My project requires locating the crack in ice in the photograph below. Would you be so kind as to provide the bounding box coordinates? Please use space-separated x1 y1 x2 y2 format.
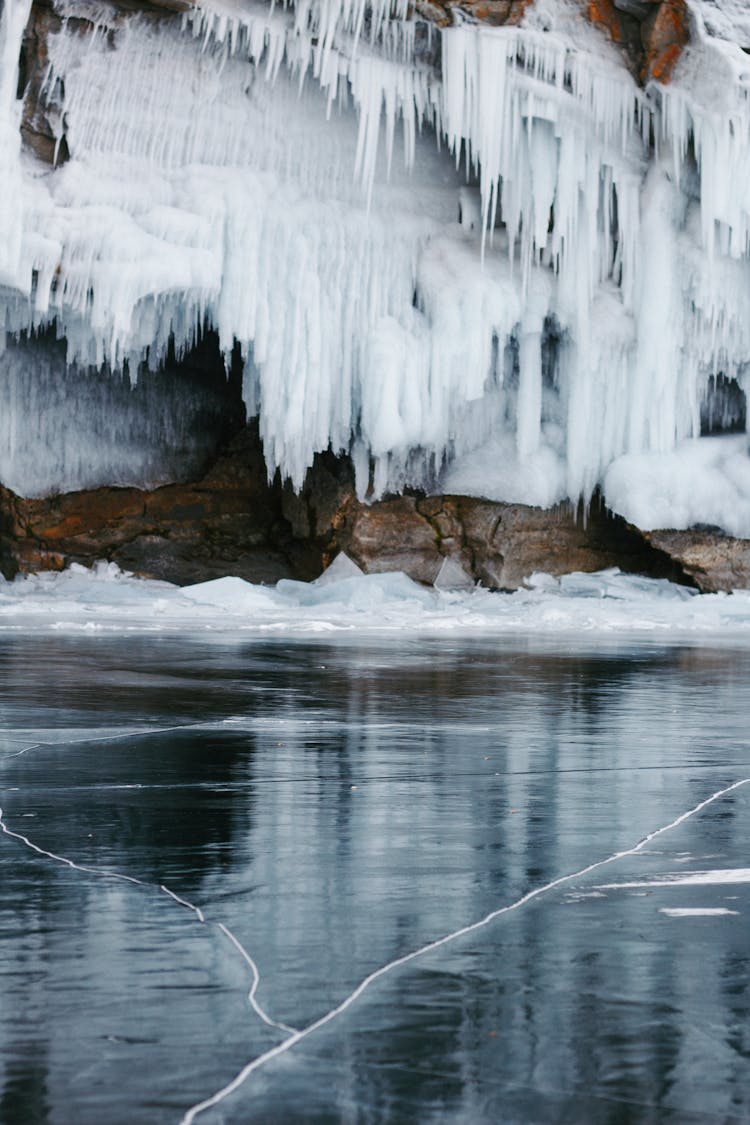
0 806 293 1040
159 884 207 924
0 722 221 765
5 742 44 760
179 777 750 1124
217 923 298 1035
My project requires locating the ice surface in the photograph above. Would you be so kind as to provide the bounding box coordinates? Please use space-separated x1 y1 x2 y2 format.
276 569 436 609
313 551 365 585
2 560 750 637
693 1 750 50
181 575 281 612
1 1 750 531
433 556 474 591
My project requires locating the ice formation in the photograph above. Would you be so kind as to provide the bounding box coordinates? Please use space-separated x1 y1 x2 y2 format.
1 0 750 531
5 558 750 635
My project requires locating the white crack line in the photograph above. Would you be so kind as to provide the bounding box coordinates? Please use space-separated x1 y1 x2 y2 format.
5 742 44 760
180 777 750 1125
3 722 216 759
0 805 296 1038
0 720 234 767
217 923 297 1035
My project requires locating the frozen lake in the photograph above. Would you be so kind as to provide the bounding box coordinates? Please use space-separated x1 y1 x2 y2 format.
1 630 749 1123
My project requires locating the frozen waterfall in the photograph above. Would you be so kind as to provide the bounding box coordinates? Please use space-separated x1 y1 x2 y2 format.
1 0 750 531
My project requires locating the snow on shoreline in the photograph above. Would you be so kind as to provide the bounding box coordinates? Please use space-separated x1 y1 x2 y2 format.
1 560 750 639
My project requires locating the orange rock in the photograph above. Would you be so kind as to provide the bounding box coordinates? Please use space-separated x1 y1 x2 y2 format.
642 0 689 83
583 0 689 86
427 0 533 28
586 0 622 44
504 0 535 25
649 40 683 82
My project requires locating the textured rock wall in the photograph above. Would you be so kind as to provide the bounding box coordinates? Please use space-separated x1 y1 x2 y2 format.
644 530 750 594
587 0 688 82
0 425 294 586
0 426 721 590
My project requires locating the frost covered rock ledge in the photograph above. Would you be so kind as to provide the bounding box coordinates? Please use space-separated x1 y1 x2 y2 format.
2 0 750 591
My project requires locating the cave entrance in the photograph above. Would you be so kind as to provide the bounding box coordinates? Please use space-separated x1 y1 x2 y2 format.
0 325 247 497
700 374 747 436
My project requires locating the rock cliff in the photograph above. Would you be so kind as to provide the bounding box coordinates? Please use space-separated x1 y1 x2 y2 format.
3 0 750 595
5 424 746 593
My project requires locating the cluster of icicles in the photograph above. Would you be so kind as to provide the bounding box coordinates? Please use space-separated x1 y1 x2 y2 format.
0 0 750 533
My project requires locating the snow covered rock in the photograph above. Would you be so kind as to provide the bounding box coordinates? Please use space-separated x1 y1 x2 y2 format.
644 528 750 592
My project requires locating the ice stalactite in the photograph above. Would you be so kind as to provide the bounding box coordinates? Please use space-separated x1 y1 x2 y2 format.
1 0 750 532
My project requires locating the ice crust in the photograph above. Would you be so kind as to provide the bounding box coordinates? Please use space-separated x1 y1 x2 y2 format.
3 560 750 636
1 0 750 531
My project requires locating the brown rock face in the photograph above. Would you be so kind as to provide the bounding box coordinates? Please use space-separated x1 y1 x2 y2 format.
586 0 689 83
643 530 750 593
0 430 701 591
412 0 532 28
642 0 689 83
0 425 298 586
19 3 63 165
331 490 691 590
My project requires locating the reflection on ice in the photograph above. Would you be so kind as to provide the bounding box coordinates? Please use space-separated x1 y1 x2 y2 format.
179 775 750 1125
1 632 750 1122
0 559 749 635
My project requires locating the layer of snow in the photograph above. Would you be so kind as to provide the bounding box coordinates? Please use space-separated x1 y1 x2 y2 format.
604 435 750 537
693 1 750 49
2 561 750 636
441 431 567 509
659 908 740 916
1 1 750 531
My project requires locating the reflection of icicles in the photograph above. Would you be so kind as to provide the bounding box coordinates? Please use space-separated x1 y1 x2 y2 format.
180 777 750 1124
0 804 294 1038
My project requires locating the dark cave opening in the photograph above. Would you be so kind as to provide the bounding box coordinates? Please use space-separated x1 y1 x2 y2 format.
700 374 747 436
0 325 247 497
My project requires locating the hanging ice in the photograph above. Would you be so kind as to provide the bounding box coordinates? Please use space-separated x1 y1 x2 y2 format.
0 0 750 534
